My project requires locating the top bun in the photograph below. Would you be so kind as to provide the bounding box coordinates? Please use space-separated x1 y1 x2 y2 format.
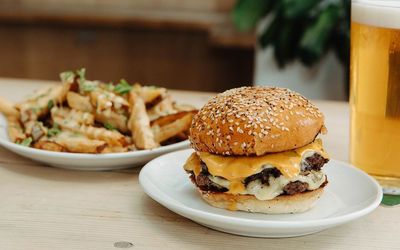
189 86 325 156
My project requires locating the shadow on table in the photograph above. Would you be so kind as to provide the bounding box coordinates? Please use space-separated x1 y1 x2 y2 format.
140 194 267 245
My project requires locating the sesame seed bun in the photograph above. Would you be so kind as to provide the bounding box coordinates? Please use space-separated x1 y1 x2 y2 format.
200 188 324 214
189 87 325 156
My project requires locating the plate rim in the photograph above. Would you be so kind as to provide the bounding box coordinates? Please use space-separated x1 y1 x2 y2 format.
0 137 190 159
0 112 190 160
139 149 383 229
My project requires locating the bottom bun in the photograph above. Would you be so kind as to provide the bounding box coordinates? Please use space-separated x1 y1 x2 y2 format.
200 188 324 214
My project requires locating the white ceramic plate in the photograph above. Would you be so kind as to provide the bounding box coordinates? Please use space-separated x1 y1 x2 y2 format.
0 113 190 170
139 149 383 238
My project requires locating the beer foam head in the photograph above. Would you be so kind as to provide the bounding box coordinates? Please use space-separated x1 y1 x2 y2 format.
352 0 400 29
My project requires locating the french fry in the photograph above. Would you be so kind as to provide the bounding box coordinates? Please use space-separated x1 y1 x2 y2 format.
6 115 26 143
147 95 176 121
51 108 125 146
173 103 197 112
0 97 19 117
175 132 189 140
30 121 47 141
152 113 194 143
66 91 93 112
128 91 159 149
77 125 127 146
52 131 107 153
159 132 189 145
23 120 36 136
127 144 137 151
135 85 167 107
89 88 130 133
150 111 197 127
101 146 129 154
0 97 25 143
33 140 66 152
90 89 129 113
95 111 129 133
17 83 71 122
51 107 94 128
58 81 72 104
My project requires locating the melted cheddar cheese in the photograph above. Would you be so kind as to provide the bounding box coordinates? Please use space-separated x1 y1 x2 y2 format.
184 152 202 176
184 139 328 195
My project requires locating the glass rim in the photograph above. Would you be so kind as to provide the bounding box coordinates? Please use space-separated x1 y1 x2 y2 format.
353 0 400 8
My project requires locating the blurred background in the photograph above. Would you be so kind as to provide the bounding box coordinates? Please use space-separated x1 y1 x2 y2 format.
0 0 349 100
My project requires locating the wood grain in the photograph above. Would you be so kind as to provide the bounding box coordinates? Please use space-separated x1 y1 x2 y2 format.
0 79 398 250
0 0 255 90
0 24 253 92
0 0 236 29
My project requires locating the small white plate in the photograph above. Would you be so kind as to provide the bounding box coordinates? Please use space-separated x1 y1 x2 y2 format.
0 114 190 171
139 149 383 238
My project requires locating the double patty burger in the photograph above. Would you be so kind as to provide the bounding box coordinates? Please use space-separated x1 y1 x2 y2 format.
183 87 329 214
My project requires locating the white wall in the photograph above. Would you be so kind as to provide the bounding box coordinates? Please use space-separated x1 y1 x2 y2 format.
254 48 347 101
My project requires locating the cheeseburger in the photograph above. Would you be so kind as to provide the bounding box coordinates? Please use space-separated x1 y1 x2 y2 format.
183 87 329 214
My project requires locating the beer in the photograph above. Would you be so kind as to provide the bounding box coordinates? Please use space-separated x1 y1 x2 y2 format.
351 1 400 192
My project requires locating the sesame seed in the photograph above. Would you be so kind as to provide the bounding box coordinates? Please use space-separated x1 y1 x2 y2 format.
190 86 323 154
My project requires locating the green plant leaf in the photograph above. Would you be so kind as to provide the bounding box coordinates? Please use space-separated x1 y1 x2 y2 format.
259 14 281 48
332 0 350 66
332 24 350 65
232 0 274 31
299 5 341 65
381 194 400 206
281 0 320 18
232 0 349 72
273 18 305 68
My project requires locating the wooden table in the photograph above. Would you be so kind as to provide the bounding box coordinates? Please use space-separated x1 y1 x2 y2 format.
0 78 398 250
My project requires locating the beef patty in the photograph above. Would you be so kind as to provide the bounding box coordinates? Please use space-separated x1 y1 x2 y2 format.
188 153 328 195
189 162 228 193
302 153 329 171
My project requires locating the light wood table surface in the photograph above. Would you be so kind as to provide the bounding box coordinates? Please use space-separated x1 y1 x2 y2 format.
0 78 398 250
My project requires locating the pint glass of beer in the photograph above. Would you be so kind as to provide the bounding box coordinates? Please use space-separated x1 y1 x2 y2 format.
351 0 400 193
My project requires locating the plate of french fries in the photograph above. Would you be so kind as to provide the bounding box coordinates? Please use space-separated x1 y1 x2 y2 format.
0 69 197 170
